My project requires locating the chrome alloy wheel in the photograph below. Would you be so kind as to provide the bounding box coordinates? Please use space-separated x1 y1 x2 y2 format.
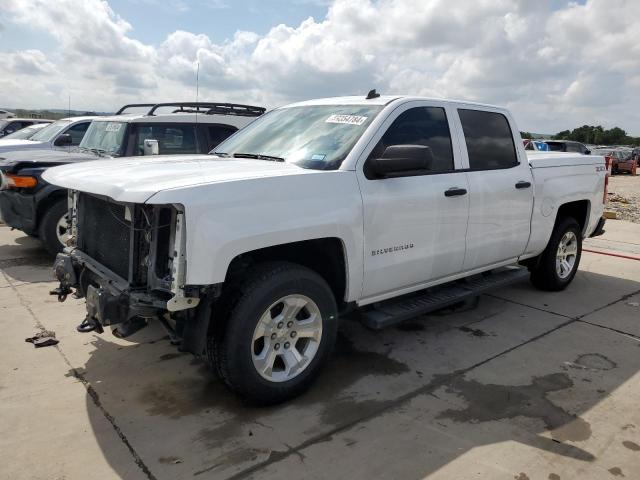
556 231 578 279
251 294 323 382
56 213 70 247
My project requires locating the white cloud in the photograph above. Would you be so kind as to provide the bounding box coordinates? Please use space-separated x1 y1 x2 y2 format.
0 49 57 75
0 0 638 134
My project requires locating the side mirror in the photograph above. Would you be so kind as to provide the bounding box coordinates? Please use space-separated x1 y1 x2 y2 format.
54 133 73 146
369 145 434 178
585 149 591 155
143 139 159 156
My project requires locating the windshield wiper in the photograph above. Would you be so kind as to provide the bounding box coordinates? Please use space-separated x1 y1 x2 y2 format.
232 153 285 162
79 147 108 157
212 151 230 157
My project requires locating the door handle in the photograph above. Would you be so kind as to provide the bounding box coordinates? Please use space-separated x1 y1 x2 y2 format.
444 187 468 197
515 181 531 189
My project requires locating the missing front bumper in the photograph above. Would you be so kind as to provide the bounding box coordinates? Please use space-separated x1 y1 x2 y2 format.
52 252 165 337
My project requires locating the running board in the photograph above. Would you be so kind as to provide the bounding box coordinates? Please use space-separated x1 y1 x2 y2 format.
360 267 529 330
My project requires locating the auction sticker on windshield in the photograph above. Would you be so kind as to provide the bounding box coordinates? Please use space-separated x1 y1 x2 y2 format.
105 123 122 132
325 114 368 126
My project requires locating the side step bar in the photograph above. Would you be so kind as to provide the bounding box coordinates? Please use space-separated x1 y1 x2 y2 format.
360 267 529 330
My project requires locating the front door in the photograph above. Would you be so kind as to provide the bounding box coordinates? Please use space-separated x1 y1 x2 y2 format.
358 103 470 301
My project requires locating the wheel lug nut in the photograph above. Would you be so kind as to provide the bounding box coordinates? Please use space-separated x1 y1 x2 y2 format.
290 331 297 338
284 342 290 349
277 322 284 329
274 343 280 351
271 333 277 340
287 321 293 328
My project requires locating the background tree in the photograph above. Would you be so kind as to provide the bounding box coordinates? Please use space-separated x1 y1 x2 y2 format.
552 125 639 146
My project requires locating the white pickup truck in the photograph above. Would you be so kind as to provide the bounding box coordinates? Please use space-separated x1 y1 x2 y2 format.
44 94 607 404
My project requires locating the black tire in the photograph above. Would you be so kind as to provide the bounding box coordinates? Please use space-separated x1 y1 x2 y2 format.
530 217 582 291
38 198 69 256
207 261 338 405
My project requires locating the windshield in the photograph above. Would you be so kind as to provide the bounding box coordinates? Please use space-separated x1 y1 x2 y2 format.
30 120 72 142
213 105 383 170
2 125 43 140
79 121 127 155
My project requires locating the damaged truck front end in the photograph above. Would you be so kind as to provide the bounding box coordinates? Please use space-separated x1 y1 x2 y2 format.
52 191 213 353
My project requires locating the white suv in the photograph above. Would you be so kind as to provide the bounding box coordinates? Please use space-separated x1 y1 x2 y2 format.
0 102 265 256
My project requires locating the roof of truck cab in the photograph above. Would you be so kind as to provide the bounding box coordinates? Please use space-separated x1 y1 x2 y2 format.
91 112 255 128
57 116 99 122
283 95 506 110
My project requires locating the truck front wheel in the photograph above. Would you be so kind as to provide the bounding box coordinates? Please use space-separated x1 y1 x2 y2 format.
529 217 582 291
208 262 338 405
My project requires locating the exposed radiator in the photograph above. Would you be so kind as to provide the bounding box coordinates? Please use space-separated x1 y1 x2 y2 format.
77 193 131 280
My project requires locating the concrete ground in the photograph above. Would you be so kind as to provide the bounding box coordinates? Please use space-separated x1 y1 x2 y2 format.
1 221 639 480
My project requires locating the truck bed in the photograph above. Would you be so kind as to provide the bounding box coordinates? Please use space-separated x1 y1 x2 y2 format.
523 151 606 258
526 151 605 168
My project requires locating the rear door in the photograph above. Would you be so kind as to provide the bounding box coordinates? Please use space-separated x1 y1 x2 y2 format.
455 108 534 271
358 102 470 300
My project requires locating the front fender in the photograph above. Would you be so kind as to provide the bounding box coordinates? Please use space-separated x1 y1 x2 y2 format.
148 171 365 302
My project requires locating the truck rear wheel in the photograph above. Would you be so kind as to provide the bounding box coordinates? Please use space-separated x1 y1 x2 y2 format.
38 198 69 256
208 261 338 405
529 217 582 291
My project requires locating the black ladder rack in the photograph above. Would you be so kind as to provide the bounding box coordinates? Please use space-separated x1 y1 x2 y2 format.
115 102 266 117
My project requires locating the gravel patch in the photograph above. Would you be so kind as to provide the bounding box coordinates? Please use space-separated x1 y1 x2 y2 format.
606 175 640 223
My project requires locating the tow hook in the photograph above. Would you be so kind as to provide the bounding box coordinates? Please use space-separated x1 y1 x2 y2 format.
76 316 104 334
50 285 73 303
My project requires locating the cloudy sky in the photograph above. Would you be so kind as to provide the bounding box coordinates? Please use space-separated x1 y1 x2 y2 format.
0 0 638 134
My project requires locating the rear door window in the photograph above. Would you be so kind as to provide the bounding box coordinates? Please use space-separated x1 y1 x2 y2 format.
135 124 199 155
458 109 518 169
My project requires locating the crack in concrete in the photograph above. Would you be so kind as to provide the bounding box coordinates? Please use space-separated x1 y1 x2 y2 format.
577 320 640 341
0 268 158 480
485 293 575 320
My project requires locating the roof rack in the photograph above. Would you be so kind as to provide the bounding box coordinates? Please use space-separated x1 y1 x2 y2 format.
115 104 157 115
146 102 266 117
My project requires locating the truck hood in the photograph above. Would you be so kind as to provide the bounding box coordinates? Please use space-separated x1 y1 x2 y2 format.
42 155 319 203
0 139 48 153
0 149 97 170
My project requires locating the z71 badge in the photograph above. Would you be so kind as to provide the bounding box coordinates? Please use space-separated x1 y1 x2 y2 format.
371 243 414 256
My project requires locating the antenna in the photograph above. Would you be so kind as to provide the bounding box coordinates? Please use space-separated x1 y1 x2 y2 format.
195 62 200 127
67 94 71 152
366 89 380 100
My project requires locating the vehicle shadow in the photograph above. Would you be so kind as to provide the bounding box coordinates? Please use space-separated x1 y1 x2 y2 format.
71 269 640 480
0 231 53 283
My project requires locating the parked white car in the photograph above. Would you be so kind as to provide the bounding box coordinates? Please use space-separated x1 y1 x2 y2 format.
0 118 52 138
0 122 50 140
0 109 15 119
45 94 607 404
0 116 94 154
